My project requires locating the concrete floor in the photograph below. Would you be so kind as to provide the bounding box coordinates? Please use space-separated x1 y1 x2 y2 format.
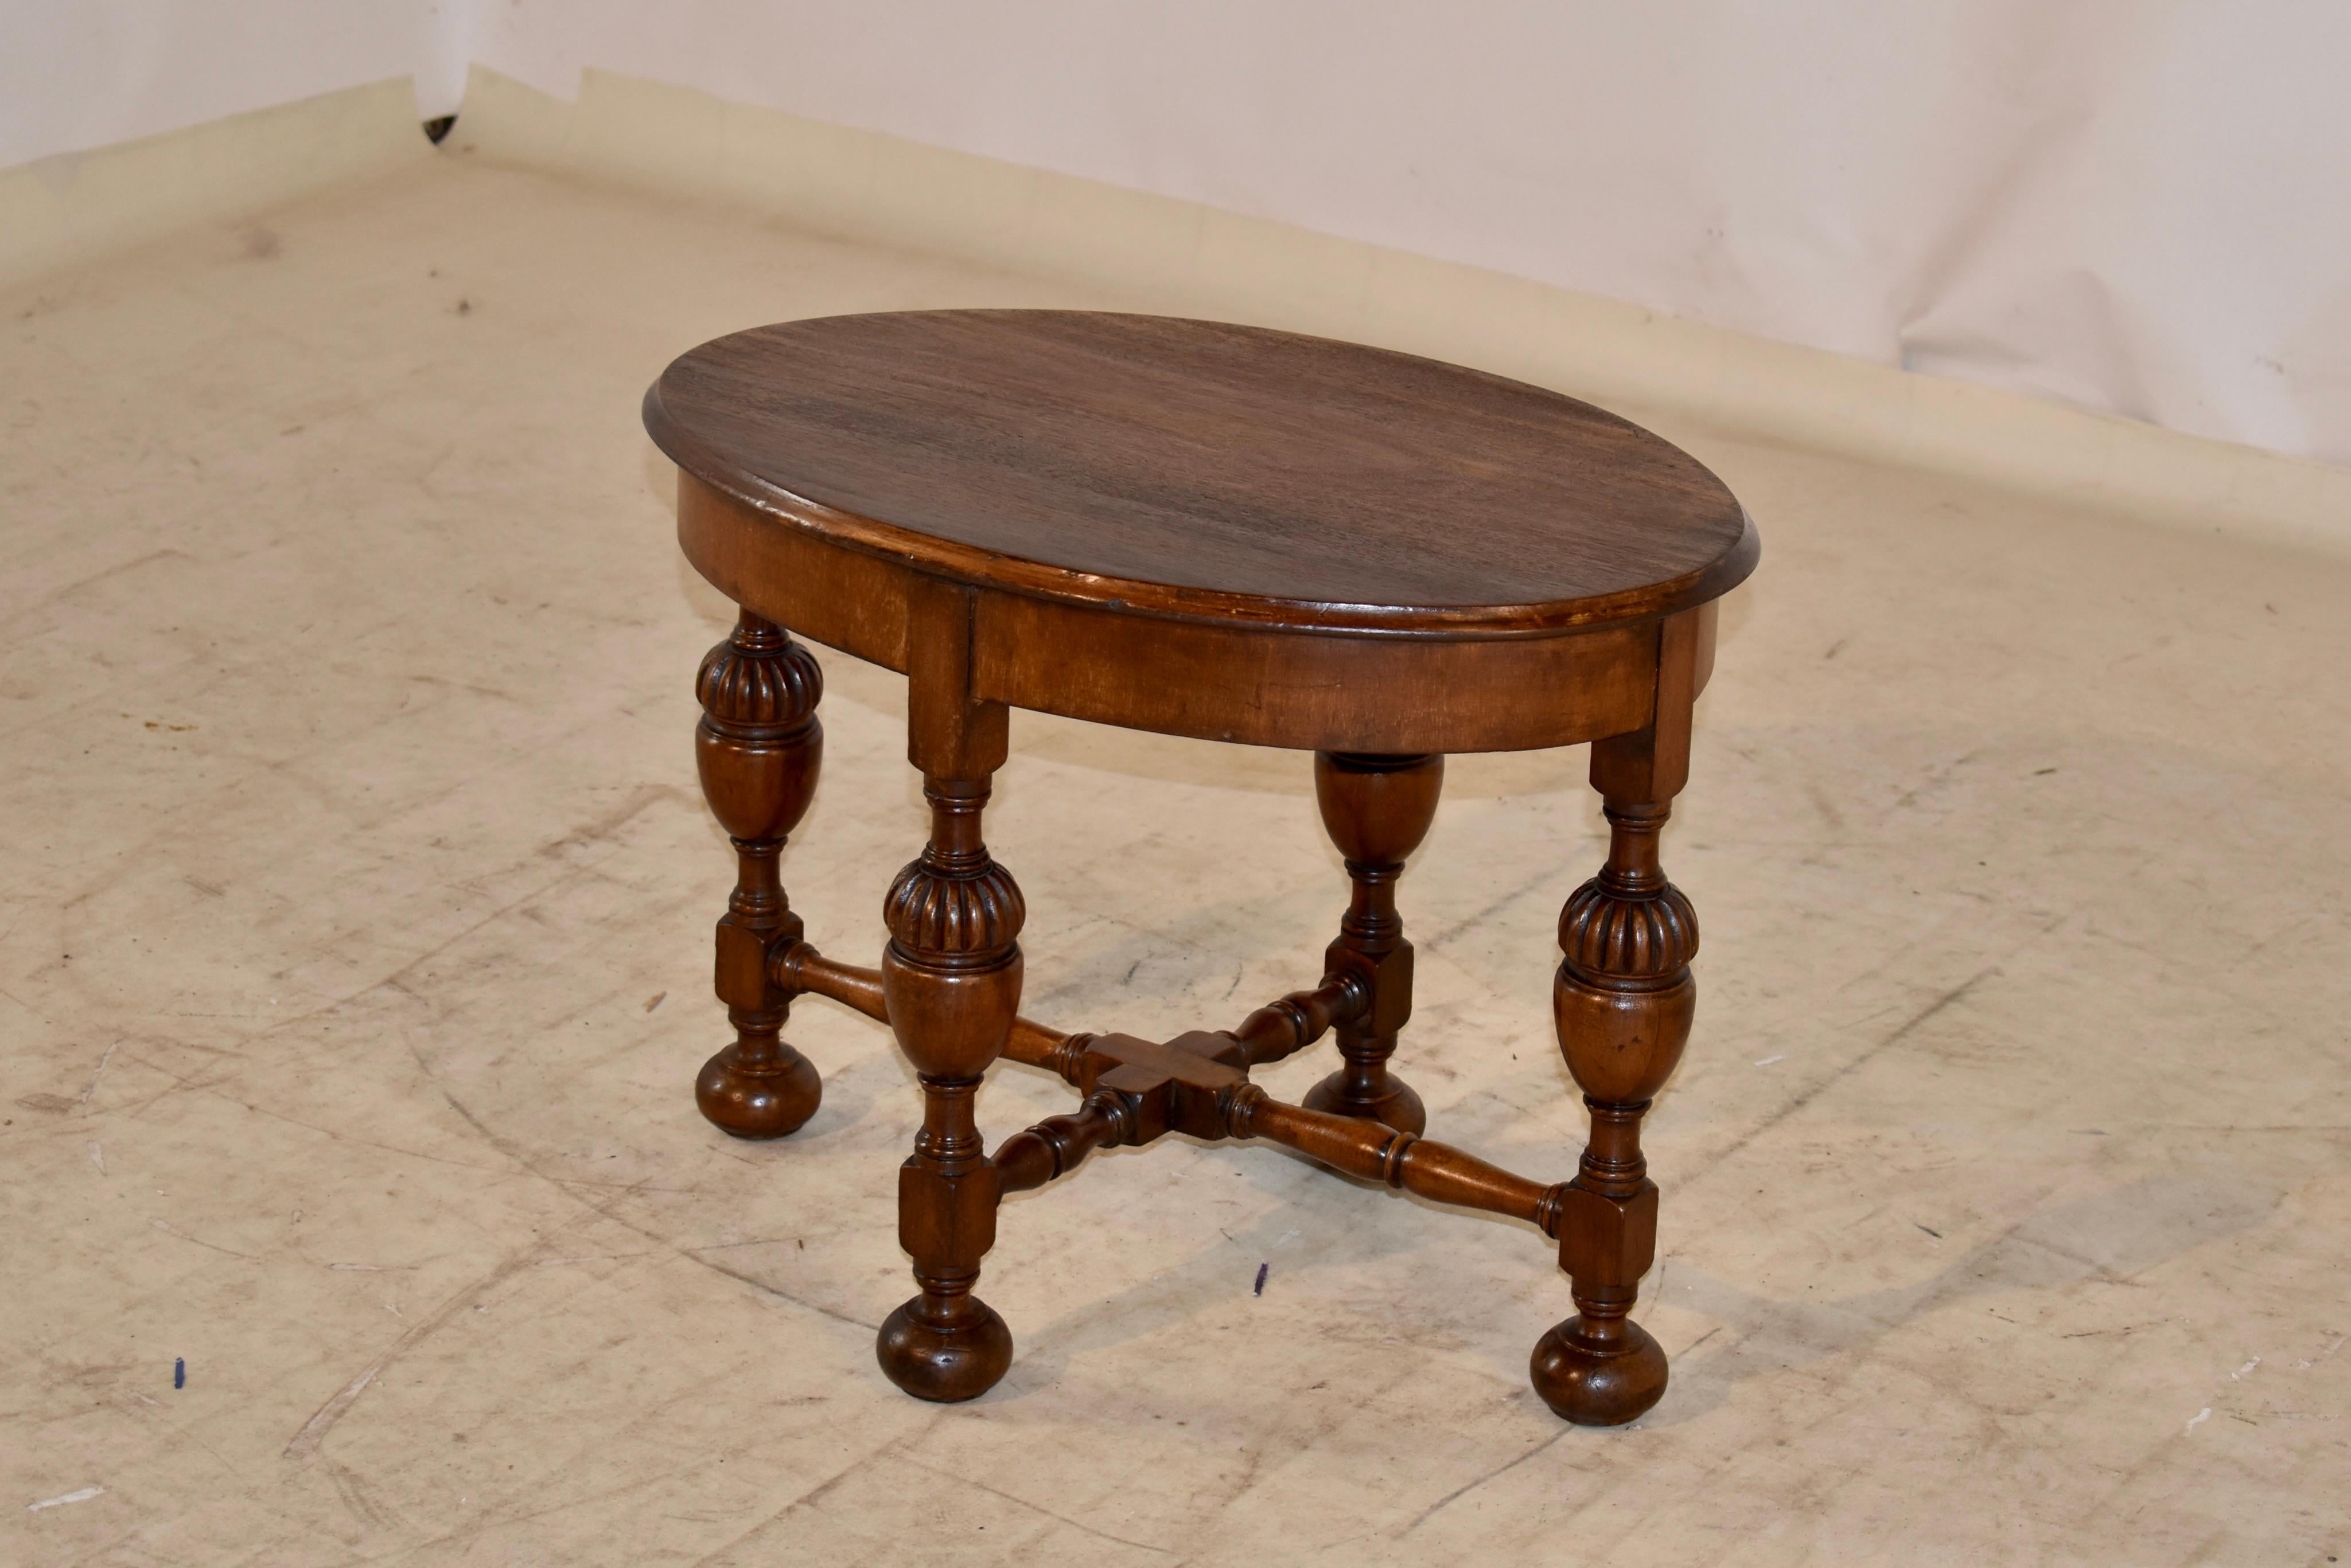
4 153 2348 1566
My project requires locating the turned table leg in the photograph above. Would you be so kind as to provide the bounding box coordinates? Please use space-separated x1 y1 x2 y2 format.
1302 752 1443 1134
1531 608 1706 1426
1531 795 1692 1423
692 610 824 1138
877 583 1022 1402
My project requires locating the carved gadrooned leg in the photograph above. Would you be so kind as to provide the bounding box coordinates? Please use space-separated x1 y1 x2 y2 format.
1302 752 1442 1134
875 774 1023 1401
1531 797 1694 1425
693 611 824 1138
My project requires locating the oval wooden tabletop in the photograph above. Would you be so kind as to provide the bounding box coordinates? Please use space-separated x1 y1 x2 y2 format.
645 311 1757 637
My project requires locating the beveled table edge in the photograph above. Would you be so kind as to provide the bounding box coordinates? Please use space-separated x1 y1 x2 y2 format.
643 375 1761 642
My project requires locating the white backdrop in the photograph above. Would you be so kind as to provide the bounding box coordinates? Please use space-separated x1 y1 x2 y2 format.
1 1 465 167
10 1 2350 467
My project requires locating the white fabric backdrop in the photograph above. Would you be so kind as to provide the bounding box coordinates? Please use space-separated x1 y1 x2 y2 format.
10 1 2349 466
0 0 464 169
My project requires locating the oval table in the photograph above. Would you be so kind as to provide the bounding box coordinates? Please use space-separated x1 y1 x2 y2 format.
644 310 1757 1425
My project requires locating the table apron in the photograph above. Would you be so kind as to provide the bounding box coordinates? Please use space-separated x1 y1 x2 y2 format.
682 474 1683 754
973 593 1659 753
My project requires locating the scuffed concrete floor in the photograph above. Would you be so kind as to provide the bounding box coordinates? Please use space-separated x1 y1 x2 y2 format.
4 150 2348 1567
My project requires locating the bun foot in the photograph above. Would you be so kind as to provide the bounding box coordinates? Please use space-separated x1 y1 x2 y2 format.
1530 1314 1667 1426
1301 1069 1426 1135
695 1042 820 1139
877 1293 1013 1402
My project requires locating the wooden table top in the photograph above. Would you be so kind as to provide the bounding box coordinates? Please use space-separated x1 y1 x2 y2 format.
645 311 1757 637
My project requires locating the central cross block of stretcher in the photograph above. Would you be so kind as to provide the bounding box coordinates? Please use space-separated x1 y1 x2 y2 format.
1071 1031 1247 1143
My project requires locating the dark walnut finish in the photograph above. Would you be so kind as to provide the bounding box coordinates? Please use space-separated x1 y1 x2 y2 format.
648 310 1757 1425
692 611 824 1138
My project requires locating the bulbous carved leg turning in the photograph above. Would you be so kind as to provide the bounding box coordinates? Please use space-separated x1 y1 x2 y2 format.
1532 797 1694 1425
693 611 824 1139
876 774 1023 1402
1302 752 1442 1134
